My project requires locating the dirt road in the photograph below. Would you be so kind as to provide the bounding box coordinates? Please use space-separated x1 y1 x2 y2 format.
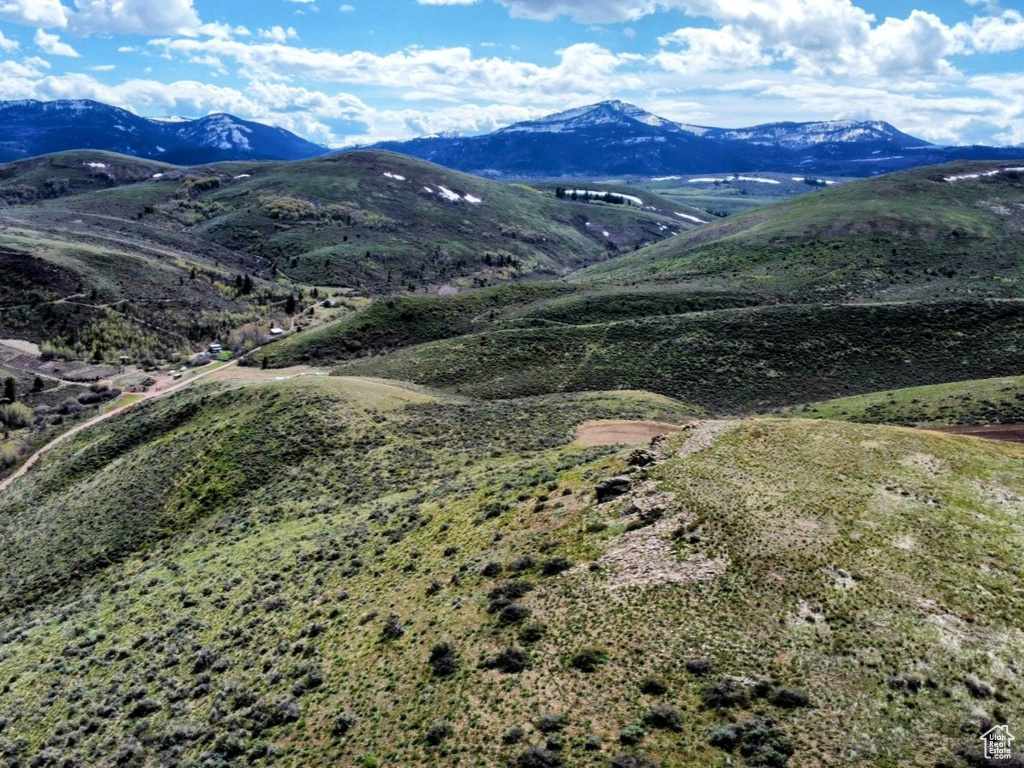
0 358 251 495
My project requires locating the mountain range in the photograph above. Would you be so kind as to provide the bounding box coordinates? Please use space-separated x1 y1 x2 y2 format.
361 99 1024 178
4 99 1024 178
0 99 327 165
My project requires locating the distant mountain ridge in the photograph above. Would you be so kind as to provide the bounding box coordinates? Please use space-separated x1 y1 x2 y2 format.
359 100 1024 178
0 99 327 164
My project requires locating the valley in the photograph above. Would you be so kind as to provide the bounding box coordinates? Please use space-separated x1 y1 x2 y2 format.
1 132 1024 768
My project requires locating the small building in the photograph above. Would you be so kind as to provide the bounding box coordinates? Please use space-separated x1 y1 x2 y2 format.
209 343 223 354
269 327 285 336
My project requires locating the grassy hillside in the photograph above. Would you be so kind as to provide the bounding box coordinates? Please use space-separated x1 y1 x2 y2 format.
576 162 1024 302
39 150 685 292
331 299 1024 413
0 377 1020 766
779 374 1024 427
264 283 762 367
0 150 170 205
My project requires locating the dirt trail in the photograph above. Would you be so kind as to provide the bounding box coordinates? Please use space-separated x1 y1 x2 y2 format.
575 420 683 446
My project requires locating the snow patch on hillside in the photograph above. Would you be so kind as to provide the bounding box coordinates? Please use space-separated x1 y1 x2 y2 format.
688 176 780 185
674 212 707 224
437 185 462 202
383 172 406 181
944 167 1024 182
565 189 643 206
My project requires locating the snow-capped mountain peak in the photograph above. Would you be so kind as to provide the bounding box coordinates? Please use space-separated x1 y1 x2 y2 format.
496 100 679 135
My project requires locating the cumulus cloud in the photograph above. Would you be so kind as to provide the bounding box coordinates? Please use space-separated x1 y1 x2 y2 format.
34 29 80 57
0 0 69 28
260 26 299 43
70 0 202 35
0 29 19 51
147 37 644 105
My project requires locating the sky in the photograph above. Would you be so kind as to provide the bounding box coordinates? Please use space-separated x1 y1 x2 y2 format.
0 0 1022 147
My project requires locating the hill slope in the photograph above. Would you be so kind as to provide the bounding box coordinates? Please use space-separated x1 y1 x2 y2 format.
575 162 1024 302
329 299 1024 412
0 376 1019 766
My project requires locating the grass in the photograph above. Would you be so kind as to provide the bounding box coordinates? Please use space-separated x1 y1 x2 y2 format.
778 374 1024 427
330 298 1024 414
264 283 763 368
0 378 1020 766
576 161 1024 303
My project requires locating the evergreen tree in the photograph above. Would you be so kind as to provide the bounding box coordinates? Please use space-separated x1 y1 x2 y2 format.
3 377 15 403
286 294 297 315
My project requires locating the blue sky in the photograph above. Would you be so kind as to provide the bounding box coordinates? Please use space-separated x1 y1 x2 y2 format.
0 0 1022 146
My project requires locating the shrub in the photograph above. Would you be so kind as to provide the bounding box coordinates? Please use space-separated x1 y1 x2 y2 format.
483 646 528 674
425 722 452 746
568 647 608 672
333 712 356 736
541 557 573 576
639 677 667 695
507 555 536 572
513 746 562 768
643 705 683 732
498 603 531 625
768 687 811 709
618 724 646 745
611 755 659 768
702 677 749 710
685 658 712 676
481 561 503 577
502 725 525 745
381 614 404 640
127 698 160 718
428 642 460 677
519 622 547 644
0 402 32 429
708 716 794 767
536 713 568 733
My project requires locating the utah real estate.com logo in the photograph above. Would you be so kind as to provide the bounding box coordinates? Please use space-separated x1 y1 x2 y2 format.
980 725 1015 760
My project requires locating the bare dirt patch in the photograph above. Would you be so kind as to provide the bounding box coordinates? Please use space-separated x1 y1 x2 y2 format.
930 424 1024 443
574 419 682 446
205 365 326 384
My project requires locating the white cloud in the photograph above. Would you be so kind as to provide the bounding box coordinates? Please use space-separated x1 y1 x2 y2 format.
0 0 69 28
655 26 772 73
0 29 19 51
418 0 478 5
34 29 80 57
339 3 355 10
147 37 644 105
70 0 202 36
259 26 298 43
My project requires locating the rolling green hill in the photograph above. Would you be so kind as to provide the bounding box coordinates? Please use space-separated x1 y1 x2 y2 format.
0 150 171 205
779 374 1024 427
36 150 688 292
0 375 1019 767
575 161 1024 302
0 150 696 363
328 299 1024 413
262 283 761 368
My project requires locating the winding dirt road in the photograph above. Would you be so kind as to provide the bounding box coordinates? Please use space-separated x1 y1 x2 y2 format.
0 358 242 495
